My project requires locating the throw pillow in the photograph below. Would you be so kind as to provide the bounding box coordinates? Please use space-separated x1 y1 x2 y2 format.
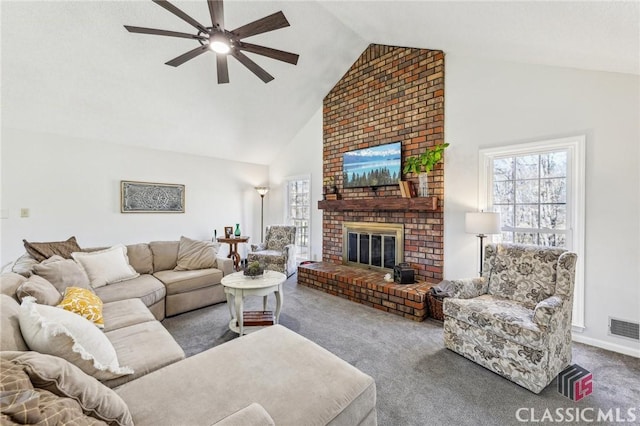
32 255 92 294
58 287 105 329
174 236 217 271
1 351 134 426
72 244 139 289
18 297 133 381
10 252 39 277
23 236 81 262
16 275 62 306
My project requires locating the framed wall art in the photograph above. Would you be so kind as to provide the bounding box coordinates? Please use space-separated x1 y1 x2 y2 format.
121 181 185 213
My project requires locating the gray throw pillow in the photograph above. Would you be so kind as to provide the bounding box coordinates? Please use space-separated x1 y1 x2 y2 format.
174 236 217 271
16 275 62 305
32 255 92 294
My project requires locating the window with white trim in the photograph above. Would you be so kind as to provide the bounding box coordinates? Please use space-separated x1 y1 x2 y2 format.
285 176 311 262
479 136 585 329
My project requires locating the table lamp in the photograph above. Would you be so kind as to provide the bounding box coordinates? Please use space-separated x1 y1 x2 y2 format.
465 211 501 276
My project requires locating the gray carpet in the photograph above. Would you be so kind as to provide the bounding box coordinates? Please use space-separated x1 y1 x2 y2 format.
162 276 640 426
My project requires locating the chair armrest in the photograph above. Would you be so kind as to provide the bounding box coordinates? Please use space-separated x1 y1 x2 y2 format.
449 277 488 299
212 403 274 426
283 243 296 257
216 257 234 276
533 295 564 327
251 243 266 252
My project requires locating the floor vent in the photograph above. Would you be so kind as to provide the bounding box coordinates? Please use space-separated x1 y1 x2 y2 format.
608 317 640 341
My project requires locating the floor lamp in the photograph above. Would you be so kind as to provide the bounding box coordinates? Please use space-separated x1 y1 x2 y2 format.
465 211 501 276
255 187 270 241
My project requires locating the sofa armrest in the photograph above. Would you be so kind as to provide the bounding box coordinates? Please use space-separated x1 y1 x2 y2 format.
449 277 488 299
216 257 234 276
212 403 274 426
533 295 564 327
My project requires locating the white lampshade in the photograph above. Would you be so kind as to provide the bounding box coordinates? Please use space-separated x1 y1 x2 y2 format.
465 212 501 235
255 187 270 196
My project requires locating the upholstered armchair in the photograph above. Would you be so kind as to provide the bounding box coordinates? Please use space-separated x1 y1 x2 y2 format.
443 243 577 393
247 225 297 277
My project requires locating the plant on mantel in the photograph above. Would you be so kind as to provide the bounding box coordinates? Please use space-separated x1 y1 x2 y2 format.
402 143 449 197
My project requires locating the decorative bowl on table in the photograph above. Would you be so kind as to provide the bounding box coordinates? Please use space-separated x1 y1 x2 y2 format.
243 261 264 279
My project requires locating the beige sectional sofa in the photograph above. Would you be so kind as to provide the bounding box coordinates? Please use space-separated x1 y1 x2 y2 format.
0 240 378 425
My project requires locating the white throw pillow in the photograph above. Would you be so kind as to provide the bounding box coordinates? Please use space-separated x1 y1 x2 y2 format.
72 244 139 289
18 296 133 381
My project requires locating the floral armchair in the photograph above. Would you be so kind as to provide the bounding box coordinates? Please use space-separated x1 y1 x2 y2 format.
443 243 577 393
247 225 297 277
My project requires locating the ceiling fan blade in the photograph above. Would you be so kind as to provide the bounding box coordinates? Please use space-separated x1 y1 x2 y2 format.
231 50 274 83
165 45 209 67
230 11 290 39
124 25 207 41
207 0 224 30
238 42 298 65
152 0 207 33
217 54 229 84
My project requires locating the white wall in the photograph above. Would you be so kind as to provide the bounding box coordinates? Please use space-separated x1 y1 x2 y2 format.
444 54 639 356
268 108 323 261
272 55 640 357
1 128 268 263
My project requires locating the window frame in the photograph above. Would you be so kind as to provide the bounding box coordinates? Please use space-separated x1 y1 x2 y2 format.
478 135 586 330
283 174 312 262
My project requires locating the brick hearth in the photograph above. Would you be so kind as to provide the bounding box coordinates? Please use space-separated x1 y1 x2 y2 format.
298 262 436 322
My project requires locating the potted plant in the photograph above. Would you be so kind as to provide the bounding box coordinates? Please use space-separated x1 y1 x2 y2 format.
402 143 449 196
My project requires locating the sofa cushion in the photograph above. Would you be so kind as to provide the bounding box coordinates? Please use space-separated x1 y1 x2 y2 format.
1 271 28 299
487 244 565 309
174 236 217 271
102 321 185 388
1 351 133 426
149 241 180 272
0 294 28 351
115 325 376 426
23 236 81 262
443 294 546 350
214 403 275 426
125 243 154 275
57 287 105 329
102 299 156 332
16 275 62 305
32 255 92 294
18 297 133 381
94 274 166 308
72 244 140 289
153 268 223 295
7 252 39 277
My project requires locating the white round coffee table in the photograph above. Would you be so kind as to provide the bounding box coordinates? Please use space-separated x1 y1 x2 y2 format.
221 270 286 336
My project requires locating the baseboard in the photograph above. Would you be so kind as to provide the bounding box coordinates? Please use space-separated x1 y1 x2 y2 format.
572 333 640 358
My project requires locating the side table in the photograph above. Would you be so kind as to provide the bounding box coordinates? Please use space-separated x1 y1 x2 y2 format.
217 236 250 271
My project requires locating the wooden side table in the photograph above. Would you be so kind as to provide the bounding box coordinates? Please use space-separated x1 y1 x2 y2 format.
217 236 250 271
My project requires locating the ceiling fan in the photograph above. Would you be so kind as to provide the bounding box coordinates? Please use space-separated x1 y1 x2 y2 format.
125 0 299 84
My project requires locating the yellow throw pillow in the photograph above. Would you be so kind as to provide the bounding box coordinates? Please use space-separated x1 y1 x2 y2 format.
57 287 104 329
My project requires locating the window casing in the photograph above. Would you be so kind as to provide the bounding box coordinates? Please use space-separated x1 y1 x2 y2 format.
479 136 585 330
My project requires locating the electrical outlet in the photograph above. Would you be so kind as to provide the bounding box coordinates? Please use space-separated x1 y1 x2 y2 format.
20 208 29 218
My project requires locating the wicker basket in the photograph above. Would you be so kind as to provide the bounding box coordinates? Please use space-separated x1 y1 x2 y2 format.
427 293 445 321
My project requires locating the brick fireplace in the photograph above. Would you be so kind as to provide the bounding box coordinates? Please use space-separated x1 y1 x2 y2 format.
298 44 445 321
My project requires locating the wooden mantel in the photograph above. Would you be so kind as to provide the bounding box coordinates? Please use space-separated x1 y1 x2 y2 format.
318 196 438 212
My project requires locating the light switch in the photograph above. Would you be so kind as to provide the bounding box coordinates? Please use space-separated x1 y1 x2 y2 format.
20 208 29 218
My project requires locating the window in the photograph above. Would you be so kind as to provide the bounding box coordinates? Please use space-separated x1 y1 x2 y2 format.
285 176 311 262
479 136 585 330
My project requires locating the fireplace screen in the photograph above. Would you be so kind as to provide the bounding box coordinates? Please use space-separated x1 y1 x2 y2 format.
343 222 404 271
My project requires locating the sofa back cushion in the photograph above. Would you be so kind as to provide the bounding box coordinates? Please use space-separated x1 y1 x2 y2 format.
149 241 180 272
0 294 28 351
486 243 566 308
126 243 154 274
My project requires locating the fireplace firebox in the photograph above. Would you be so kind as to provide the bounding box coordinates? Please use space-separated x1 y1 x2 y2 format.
342 222 404 271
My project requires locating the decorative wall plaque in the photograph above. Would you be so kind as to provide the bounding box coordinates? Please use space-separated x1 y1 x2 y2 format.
121 181 185 213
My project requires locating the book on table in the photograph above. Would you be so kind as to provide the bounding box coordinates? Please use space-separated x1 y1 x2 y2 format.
237 311 275 327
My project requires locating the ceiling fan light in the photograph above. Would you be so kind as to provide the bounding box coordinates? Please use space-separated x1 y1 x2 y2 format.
209 34 230 54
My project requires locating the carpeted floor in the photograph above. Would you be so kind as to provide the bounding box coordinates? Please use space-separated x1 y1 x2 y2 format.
162 275 640 426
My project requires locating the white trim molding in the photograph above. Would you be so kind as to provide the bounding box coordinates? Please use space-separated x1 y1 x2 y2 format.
572 334 640 359
478 135 586 330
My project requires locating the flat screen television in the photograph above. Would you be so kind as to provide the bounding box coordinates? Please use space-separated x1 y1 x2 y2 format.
343 141 401 188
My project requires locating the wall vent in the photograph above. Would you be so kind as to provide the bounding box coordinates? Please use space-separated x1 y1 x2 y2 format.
608 317 640 341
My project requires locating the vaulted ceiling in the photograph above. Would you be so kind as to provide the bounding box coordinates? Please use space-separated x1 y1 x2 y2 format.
2 1 638 165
